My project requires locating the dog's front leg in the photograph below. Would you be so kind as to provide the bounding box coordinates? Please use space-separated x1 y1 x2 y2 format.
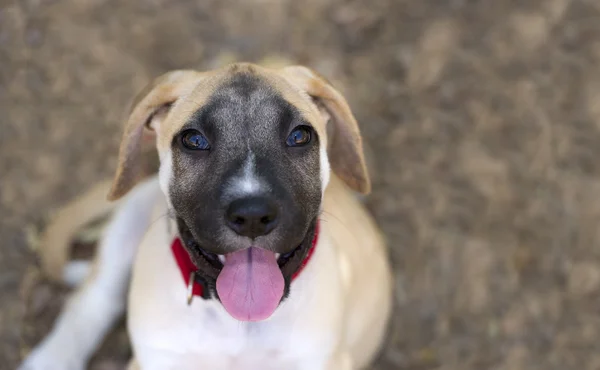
19 179 161 370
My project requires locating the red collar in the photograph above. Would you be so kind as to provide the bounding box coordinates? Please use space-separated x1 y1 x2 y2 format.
171 222 320 302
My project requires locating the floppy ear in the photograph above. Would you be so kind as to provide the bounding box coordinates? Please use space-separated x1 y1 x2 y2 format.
107 70 204 200
281 66 371 194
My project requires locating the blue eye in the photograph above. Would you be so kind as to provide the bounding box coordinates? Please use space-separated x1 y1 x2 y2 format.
286 126 312 147
181 130 210 150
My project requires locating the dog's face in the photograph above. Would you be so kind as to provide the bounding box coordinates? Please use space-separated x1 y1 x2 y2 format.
108 63 370 321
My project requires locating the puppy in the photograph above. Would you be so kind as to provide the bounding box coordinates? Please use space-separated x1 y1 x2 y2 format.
20 63 392 370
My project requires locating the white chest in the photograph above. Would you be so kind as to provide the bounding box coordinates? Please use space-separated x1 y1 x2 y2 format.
127 203 344 370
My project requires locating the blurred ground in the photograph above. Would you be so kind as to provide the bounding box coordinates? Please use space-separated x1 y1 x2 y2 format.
3 0 600 369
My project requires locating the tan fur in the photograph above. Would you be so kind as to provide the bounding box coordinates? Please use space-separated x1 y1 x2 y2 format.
39 144 158 283
108 70 207 200
322 175 391 367
40 63 373 285
280 66 371 194
25 63 390 370
39 179 116 281
108 63 369 201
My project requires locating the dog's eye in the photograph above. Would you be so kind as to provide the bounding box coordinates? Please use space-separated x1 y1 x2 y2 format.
286 126 312 147
181 130 210 150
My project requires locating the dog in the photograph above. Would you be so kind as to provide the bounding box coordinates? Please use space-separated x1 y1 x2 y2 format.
19 63 393 370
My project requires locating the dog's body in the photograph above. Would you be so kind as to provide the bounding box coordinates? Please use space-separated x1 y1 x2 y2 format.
20 63 392 370
128 174 389 369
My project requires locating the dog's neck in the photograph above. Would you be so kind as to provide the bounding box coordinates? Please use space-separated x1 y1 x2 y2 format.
170 221 321 305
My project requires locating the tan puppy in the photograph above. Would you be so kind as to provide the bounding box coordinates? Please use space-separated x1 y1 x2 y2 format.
20 63 392 370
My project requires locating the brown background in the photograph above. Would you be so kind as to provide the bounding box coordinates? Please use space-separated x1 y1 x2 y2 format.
3 0 600 369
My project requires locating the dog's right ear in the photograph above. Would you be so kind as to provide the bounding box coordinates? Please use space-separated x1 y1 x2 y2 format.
107 70 204 201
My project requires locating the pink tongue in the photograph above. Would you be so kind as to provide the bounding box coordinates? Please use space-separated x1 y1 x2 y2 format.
216 247 284 322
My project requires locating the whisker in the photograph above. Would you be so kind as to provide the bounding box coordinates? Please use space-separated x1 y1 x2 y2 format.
319 210 353 235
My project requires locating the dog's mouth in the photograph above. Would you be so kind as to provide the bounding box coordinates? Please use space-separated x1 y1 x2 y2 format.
176 218 317 321
184 236 312 277
189 238 306 273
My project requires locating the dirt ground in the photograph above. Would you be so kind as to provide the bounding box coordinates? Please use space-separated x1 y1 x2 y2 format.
3 0 600 369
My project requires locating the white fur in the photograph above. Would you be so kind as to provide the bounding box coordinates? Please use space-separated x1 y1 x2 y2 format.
239 152 261 193
19 177 162 370
158 151 172 197
63 260 91 288
319 145 331 196
127 184 344 369
20 143 389 370
225 152 265 198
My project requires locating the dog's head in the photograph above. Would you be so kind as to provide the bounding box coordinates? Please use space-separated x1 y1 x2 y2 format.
108 63 369 321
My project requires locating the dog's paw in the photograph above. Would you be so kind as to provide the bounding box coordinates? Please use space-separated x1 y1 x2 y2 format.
18 344 86 370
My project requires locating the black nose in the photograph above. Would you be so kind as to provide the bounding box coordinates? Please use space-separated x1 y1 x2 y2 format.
225 197 279 238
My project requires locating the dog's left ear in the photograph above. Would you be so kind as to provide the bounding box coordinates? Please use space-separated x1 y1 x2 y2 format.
108 70 204 201
281 66 370 194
